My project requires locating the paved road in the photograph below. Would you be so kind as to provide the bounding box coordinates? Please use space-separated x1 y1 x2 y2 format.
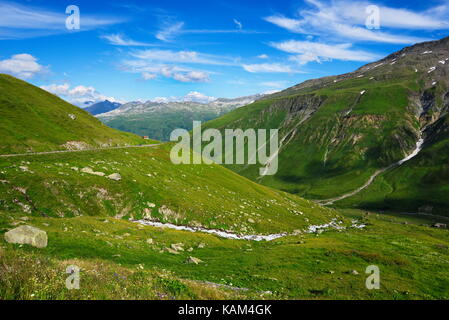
0 143 163 158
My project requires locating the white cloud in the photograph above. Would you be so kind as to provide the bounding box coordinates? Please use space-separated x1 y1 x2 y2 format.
154 19 262 42
156 21 184 41
242 63 296 73
0 2 124 39
271 40 381 64
122 60 211 83
101 34 154 46
233 19 242 30
41 83 121 106
264 0 443 44
172 70 209 82
183 91 216 103
257 54 269 59
265 15 304 33
131 49 237 66
0 53 46 79
141 72 157 80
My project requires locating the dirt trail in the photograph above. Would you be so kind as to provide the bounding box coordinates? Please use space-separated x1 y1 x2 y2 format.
0 143 162 158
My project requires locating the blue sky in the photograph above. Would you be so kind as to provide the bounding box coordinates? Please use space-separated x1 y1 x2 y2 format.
0 0 448 105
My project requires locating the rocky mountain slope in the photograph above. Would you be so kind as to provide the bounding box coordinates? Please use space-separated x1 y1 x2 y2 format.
84 100 122 115
203 36 449 215
0 74 145 154
97 94 263 141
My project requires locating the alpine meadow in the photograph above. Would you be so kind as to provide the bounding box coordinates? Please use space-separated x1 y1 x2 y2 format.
0 0 449 308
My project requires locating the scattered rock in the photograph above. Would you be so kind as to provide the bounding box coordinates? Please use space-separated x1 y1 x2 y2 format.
248 218 255 224
171 243 184 251
4 225 48 248
107 173 122 181
186 256 203 264
68 114 76 120
348 270 359 275
81 167 105 176
62 141 90 150
197 243 206 249
166 248 180 255
146 238 154 245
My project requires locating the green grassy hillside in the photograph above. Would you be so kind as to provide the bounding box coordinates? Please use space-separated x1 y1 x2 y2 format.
203 36 449 216
0 144 341 235
0 74 146 154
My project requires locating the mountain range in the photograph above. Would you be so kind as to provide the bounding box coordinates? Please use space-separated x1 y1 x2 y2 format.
97 94 263 141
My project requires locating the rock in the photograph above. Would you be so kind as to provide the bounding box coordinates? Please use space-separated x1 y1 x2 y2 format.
166 248 180 255
171 243 184 251
349 270 359 275
4 225 48 248
19 216 30 221
68 114 76 120
81 167 105 176
432 223 447 229
146 202 156 208
146 238 154 245
107 173 122 181
186 256 203 264
142 208 152 220
197 243 206 249
248 218 255 223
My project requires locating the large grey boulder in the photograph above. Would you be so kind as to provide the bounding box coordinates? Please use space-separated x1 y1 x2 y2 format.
4 225 48 248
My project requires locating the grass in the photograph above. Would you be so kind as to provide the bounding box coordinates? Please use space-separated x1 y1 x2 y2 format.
201 58 449 215
0 74 147 154
0 144 341 235
1 208 448 300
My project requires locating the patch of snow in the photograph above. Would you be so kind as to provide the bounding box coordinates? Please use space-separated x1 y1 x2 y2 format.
360 90 366 95
421 50 432 54
428 67 436 73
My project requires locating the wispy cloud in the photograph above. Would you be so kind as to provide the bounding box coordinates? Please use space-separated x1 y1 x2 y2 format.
121 60 211 83
155 21 185 41
0 1 125 39
264 0 445 44
233 19 242 30
271 40 381 64
101 34 155 46
0 53 47 79
155 19 262 42
131 49 238 66
242 63 297 73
